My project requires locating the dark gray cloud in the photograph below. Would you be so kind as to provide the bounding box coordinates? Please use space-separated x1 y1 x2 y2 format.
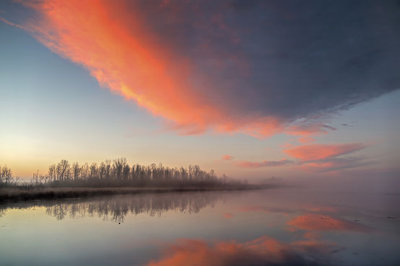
128 0 400 121
4 0 398 135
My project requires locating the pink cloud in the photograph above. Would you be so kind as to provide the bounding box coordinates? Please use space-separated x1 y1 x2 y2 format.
287 214 370 232
148 235 334 266
235 159 293 168
221 155 234 161
285 122 336 143
284 143 365 161
286 123 335 137
300 157 371 173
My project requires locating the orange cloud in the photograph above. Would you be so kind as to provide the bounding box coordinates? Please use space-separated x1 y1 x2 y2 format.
4 0 397 140
11 0 287 137
221 155 234 161
287 214 370 232
148 235 334 266
8 0 340 140
284 143 365 161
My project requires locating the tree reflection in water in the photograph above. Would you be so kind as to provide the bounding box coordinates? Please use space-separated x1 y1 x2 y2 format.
41 192 221 223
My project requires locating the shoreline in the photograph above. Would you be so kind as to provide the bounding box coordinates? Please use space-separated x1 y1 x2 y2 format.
0 185 271 203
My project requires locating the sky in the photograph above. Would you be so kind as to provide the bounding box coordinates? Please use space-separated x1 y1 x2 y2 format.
0 0 399 184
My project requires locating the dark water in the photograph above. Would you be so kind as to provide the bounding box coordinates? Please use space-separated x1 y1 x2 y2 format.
0 188 399 266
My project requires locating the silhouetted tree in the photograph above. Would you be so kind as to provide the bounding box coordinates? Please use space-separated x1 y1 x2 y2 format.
56 160 70 182
0 158 244 188
0 166 12 185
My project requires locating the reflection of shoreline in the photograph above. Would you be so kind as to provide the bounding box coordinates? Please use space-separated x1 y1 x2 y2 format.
1 192 223 222
0 185 270 203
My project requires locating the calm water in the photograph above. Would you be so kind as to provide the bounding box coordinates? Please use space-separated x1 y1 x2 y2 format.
1 188 399 266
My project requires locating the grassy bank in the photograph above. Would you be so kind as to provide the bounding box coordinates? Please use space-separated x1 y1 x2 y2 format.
0 184 269 203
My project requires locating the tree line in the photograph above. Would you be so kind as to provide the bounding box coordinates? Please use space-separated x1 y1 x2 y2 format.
21 158 242 188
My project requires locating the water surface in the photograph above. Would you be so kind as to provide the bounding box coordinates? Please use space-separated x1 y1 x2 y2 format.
1 188 399 265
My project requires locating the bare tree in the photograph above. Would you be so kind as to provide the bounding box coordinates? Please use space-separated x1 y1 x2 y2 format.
113 158 127 181
12 158 241 188
0 166 12 185
48 164 56 182
90 163 98 179
72 162 81 181
56 160 70 182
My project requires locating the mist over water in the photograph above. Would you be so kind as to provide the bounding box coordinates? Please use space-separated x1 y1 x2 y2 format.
1 188 399 266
